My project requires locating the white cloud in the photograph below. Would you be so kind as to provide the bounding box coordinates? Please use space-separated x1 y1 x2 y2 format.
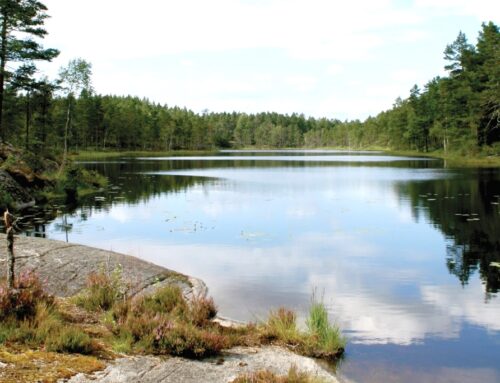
414 0 500 21
40 0 499 119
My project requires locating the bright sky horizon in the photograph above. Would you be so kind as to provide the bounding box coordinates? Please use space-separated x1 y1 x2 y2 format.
40 0 499 121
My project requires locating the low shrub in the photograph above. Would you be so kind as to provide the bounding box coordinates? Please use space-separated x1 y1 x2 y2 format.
187 295 217 326
134 284 187 316
152 320 227 358
107 285 228 358
0 270 54 320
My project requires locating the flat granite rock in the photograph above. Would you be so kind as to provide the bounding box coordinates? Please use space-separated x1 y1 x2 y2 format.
0 234 203 299
67 346 339 383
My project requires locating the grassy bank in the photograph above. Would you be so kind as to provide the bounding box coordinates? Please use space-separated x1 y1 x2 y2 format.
0 269 345 382
70 149 217 160
70 147 500 167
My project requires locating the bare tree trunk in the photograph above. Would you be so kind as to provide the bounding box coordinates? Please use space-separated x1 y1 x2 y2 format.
4 209 15 289
6 226 14 289
59 100 71 175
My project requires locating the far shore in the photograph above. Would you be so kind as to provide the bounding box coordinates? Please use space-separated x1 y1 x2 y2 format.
70 147 500 167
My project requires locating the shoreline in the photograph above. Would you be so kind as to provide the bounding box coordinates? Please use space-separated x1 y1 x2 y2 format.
0 234 342 383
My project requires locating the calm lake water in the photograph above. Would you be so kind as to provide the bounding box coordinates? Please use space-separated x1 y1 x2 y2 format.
19 150 500 382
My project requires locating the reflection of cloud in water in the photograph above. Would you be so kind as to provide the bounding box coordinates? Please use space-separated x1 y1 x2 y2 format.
341 361 499 383
421 284 500 332
93 231 500 346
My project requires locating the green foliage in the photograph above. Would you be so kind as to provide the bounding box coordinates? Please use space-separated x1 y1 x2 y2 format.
0 0 59 140
0 183 13 209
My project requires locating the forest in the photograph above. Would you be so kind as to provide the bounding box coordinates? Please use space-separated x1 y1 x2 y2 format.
0 1 498 156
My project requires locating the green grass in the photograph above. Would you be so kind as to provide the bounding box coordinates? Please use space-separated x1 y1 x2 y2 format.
261 299 345 360
74 267 125 312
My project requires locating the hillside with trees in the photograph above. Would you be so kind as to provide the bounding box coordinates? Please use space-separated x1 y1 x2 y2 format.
0 2 498 157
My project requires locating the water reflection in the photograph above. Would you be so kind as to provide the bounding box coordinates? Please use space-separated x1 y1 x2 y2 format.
15 151 500 383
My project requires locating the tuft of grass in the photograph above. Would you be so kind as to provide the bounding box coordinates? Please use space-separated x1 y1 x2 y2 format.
74 266 126 312
304 300 345 359
136 284 187 315
45 327 94 354
260 300 345 360
230 365 328 383
264 307 301 345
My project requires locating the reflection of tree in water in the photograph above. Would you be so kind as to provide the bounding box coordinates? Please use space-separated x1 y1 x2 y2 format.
395 169 500 294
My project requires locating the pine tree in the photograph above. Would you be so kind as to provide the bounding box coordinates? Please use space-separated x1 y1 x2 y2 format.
0 0 59 141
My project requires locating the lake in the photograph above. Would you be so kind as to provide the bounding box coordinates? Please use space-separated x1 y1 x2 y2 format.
19 150 500 382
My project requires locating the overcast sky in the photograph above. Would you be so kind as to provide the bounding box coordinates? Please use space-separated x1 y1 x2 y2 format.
39 0 499 121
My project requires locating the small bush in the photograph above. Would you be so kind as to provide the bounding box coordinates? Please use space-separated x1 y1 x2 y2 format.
136 285 187 315
187 295 217 326
107 283 229 358
46 327 94 354
230 365 327 383
152 321 228 358
0 270 54 320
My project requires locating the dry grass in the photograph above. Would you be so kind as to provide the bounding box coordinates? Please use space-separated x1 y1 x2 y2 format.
230 365 327 383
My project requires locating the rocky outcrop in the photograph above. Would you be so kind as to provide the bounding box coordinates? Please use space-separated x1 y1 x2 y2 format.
0 170 35 210
0 142 57 210
0 234 198 299
67 346 339 383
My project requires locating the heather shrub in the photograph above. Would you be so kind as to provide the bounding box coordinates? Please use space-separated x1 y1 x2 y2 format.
152 320 227 358
187 295 217 326
107 284 228 358
0 270 54 320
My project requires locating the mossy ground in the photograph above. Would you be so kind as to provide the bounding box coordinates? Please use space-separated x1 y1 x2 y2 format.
0 348 105 383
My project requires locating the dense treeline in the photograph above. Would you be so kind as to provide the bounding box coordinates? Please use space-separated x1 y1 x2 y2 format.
1 21 498 155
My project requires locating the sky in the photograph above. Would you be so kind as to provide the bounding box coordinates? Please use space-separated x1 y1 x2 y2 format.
39 0 499 121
